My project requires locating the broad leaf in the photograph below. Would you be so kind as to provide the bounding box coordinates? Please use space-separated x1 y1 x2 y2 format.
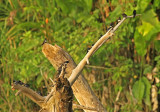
132 79 145 101
142 77 151 107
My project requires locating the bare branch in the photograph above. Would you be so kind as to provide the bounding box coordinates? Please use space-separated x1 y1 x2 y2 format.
69 14 141 85
73 104 98 111
111 14 141 33
11 83 45 107
12 61 73 112
42 43 106 112
85 65 110 69
68 31 113 85
114 91 121 112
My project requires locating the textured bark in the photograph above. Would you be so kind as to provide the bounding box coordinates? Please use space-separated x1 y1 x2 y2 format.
12 63 73 112
54 71 73 112
42 43 106 112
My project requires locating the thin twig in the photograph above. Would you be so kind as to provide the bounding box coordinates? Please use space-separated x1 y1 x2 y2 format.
44 87 54 103
40 68 50 91
69 14 141 85
114 91 121 112
73 104 98 111
15 90 22 96
49 78 55 84
85 65 114 69
115 91 121 102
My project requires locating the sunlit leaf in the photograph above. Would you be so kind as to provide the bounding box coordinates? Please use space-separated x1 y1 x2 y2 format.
142 9 159 26
137 21 153 36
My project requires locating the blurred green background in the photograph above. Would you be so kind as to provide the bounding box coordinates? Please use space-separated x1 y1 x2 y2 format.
0 0 160 112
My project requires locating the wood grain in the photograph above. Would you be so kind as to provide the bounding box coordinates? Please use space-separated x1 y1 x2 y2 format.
42 43 106 112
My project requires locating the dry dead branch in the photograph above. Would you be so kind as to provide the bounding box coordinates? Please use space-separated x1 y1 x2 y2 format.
12 13 141 112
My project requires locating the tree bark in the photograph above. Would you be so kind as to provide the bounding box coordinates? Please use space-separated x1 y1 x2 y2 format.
42 43 106 112
12 62 73 112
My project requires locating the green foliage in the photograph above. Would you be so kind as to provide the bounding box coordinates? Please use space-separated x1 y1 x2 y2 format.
0 0 160 112
142 77 151 107
132 77 151 107
133 79 145 101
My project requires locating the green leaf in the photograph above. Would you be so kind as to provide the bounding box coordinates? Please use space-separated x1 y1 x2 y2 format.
36 75 43 86
132 79 145 101
142 77 151 107
137 0 151 12
155 56 160 61
142 9 159 26
84 0 92 12
107 6 121 22
145 23 160 44
153 0 160 7
155 41 160 52
143 65 152 74
17 22 41 30
134 30 147 56
137 21 153 37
